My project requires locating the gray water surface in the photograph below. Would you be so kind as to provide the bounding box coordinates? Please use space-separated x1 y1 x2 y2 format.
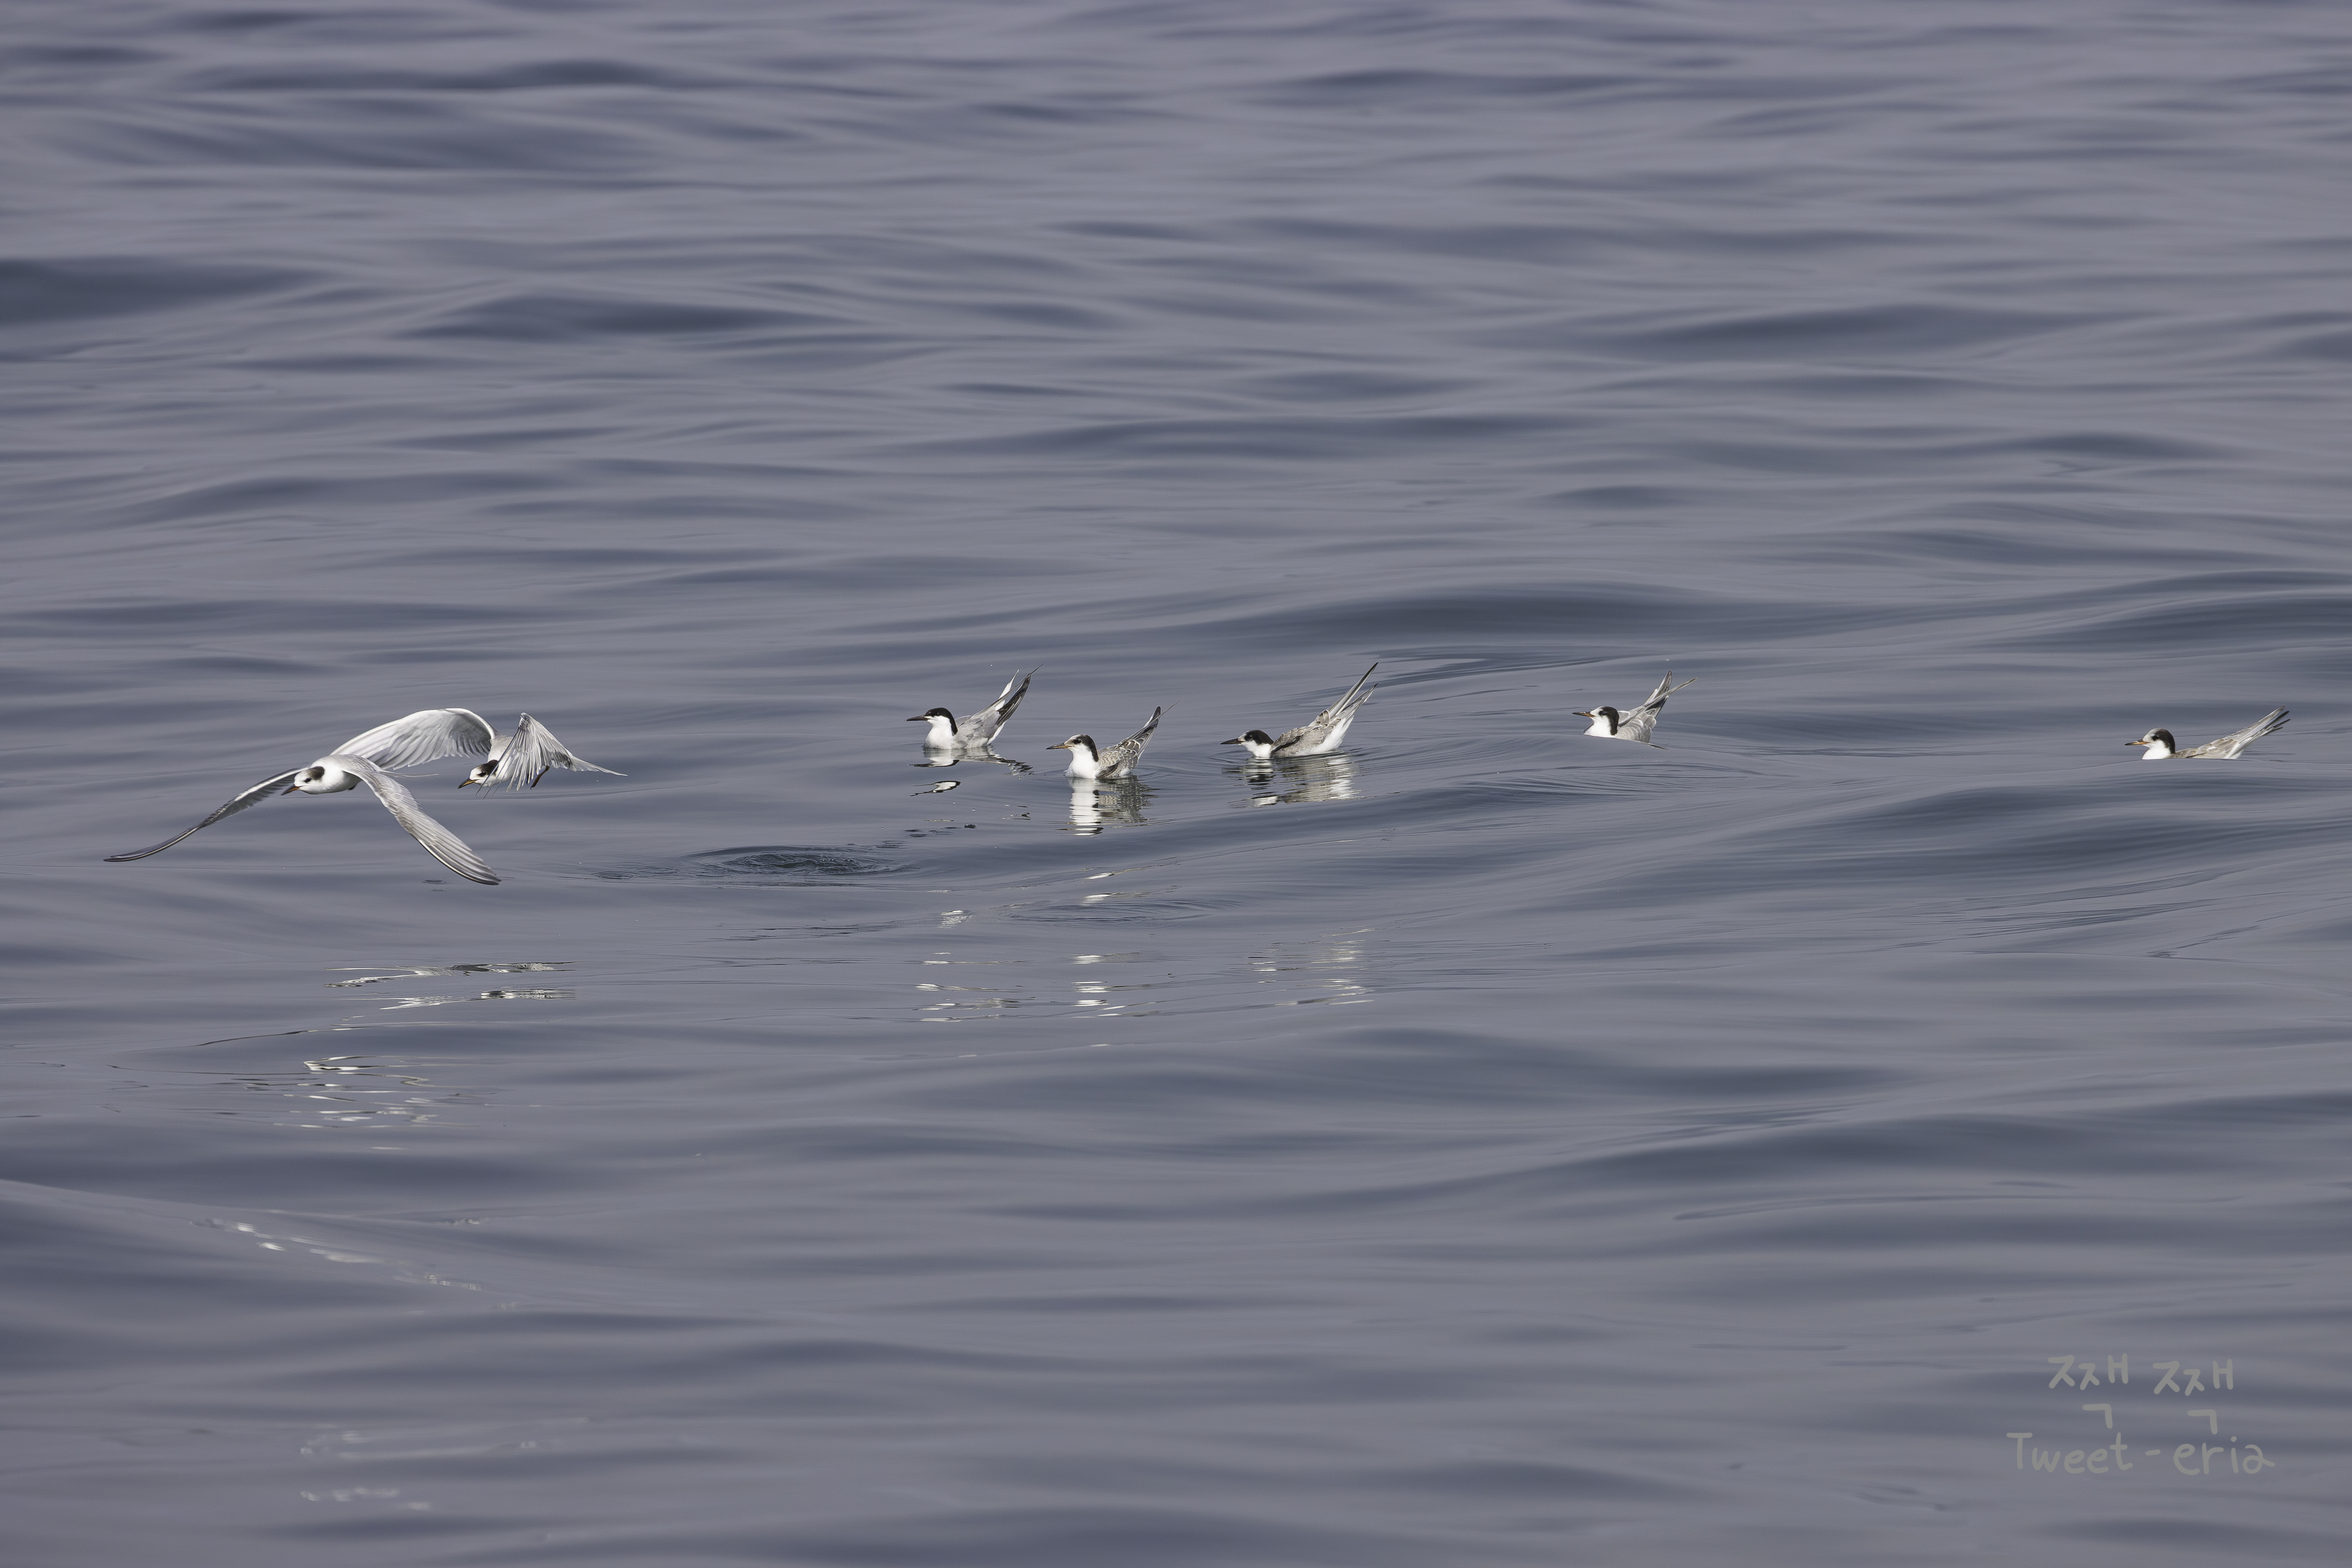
6 2 2351 1563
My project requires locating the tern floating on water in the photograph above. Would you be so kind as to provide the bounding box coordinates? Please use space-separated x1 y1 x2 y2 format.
2127 708 2287 759
910 670 1033 748
1223 664 1377 760
1576 672 1694 745
103 717 503 884
1048 707 1162 780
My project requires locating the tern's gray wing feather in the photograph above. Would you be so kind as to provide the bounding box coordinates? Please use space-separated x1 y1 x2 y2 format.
1632 673 1696 710
1615 672 1693 744
2187 708 2287 758
958 670 1033 745
339 708 497 770
1120 705 1165 757
336 756 500 883
1098 706 1164 777
104 769 303 861
1273 663 1378 755
488 713 624 790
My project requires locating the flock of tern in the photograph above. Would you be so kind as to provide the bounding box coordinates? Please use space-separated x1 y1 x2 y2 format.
102 673 2290 885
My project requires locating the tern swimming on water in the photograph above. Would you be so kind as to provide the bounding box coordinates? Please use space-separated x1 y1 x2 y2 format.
1048 707 1162 780
2127 708 2288 760
105 743 500 884
1576 672 1695 745
910 670 1033 749
1222 664 1377 760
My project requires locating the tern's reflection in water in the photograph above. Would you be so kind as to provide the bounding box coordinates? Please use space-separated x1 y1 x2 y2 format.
1232 751 1361 807
326 961 567 989
328 960 576 1012
1065 778 1152 835
196 961 579 1134
1248 932 1374 1007
913 744 1032 776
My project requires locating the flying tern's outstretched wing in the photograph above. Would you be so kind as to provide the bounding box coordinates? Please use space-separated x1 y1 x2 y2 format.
103 769 303 861
339 708 497 771
335 756 500 884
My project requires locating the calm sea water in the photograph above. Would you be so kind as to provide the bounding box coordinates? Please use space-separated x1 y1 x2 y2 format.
6 2 2351 1562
